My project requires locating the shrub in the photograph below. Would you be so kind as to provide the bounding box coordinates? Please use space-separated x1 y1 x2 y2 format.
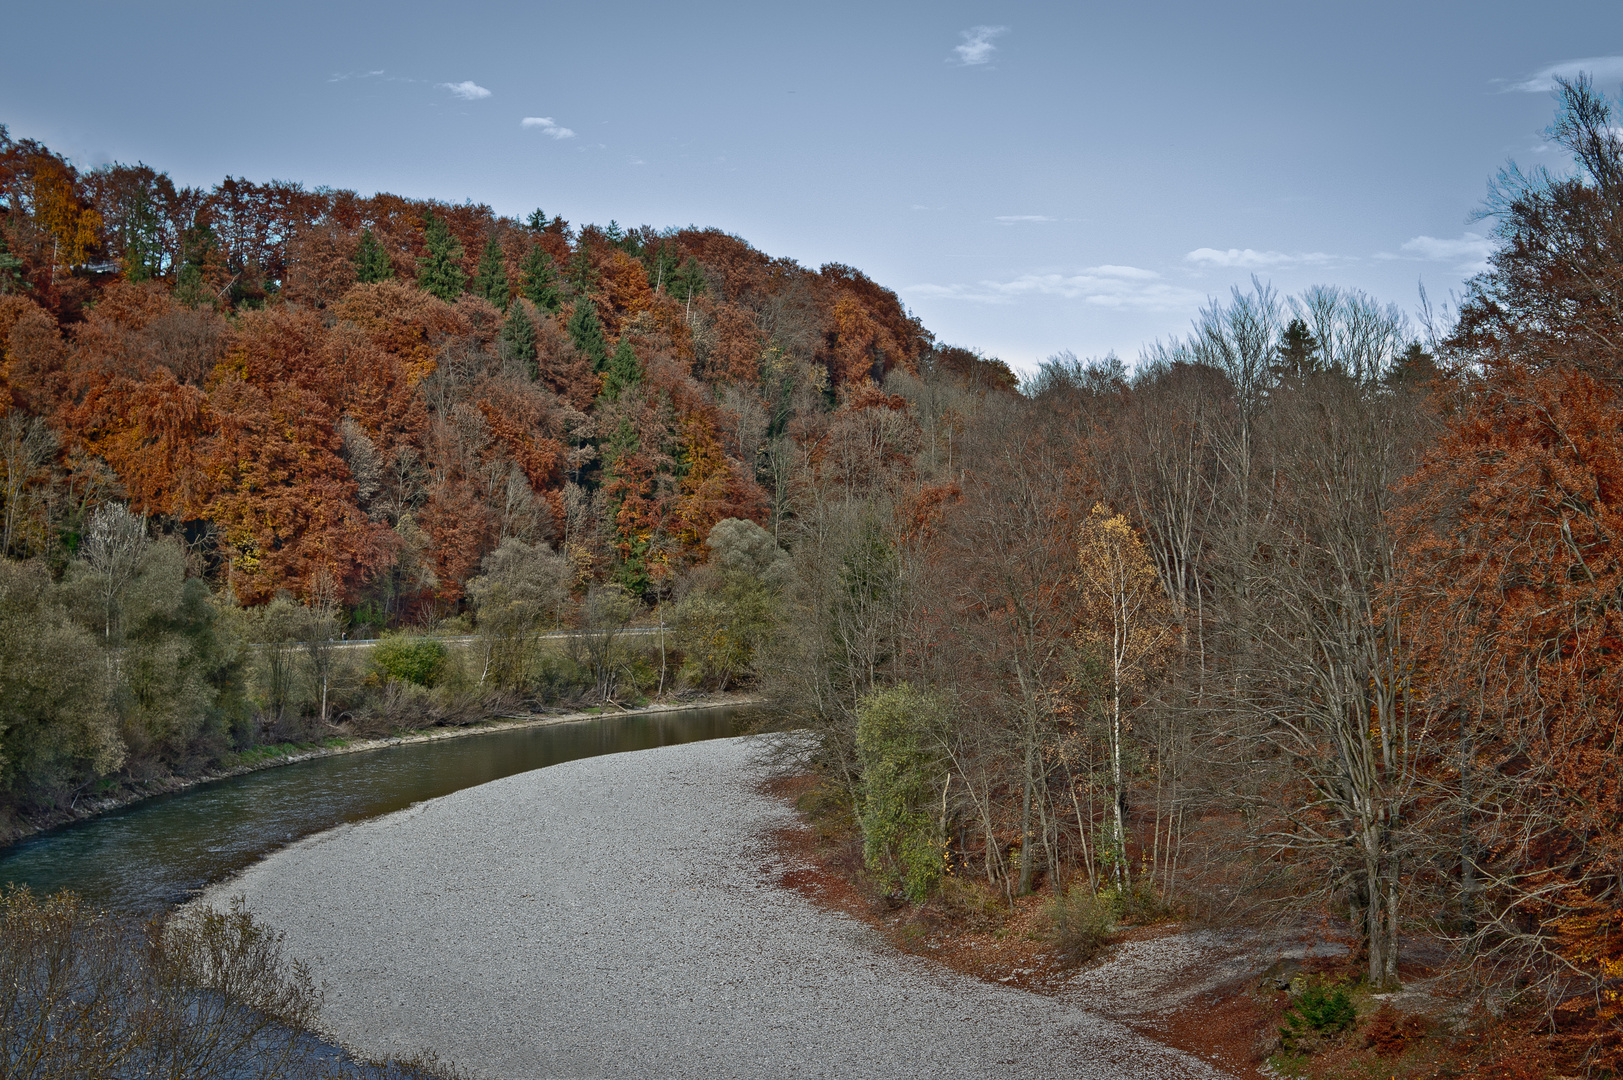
855 683 949 902
371 633 448 688
1280 980 1358 1050
1043 886 1114 964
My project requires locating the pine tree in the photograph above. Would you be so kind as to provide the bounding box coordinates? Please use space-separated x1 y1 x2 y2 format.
670 256 706 305
416 212 467 301
473 234 509 311
601 336 642 399
525 208 548 232
0 235 28 294
354 228 393 284
500 304 539 378
1274 317 1319 379
642 241 679 294
566 244 599 296
568 300 609 369
521 247 562 312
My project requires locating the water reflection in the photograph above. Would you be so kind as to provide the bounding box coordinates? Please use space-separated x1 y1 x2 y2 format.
0 707 745 913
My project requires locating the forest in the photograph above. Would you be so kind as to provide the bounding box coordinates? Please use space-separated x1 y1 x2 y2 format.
2 77 1622 1073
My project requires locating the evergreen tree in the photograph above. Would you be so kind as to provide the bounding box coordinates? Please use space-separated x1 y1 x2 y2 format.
1273 317 1320 379
500 304 539 378
670 256 706 305
568 300 609 369
521 247 562 312
600 336 642 399
473 234 509 311
642 241 679 294
354 228 393 284
566 244 599 296
416 211 467 301
0 235 28 294
525 208 549 232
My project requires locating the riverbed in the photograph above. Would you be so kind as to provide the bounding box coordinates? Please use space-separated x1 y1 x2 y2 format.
201 735 1233 1079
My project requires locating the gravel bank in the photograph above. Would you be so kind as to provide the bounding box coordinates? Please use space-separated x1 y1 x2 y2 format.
202 736 1233 1080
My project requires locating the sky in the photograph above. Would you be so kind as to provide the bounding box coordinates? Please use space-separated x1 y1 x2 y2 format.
3 1 1621 373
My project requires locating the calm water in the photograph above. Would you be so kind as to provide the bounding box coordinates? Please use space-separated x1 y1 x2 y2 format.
0 706 747 913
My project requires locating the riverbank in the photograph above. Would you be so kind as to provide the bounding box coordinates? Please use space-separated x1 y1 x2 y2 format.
0 692 764 849
200 735 1233 1079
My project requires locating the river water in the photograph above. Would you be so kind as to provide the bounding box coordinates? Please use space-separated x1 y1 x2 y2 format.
0 706 746 913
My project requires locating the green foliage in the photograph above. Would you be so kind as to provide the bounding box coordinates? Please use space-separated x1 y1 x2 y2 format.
641 240 680 294
0 234 30 293
354 228 393 284
0 561 118 808
467 538 570 690
855 682 949 902
520 246 561 312
568 299 609 368
500 304 538 375
565 245 599 296
525 208 548 232
669 255 706 304
472 234 509 311
1280 981 1358 1049
674 519 788 690
416 212 467 301
600 336 642 399
371 632 449 688
1042 886 1114 964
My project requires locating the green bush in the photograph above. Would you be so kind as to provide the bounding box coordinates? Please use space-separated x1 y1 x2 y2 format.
371 633 448 688
855 683 949 902
1043 886 1114 964
1280 981 1357 1050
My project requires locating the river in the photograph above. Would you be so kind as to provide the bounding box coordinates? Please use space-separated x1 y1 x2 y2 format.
0 705 747 913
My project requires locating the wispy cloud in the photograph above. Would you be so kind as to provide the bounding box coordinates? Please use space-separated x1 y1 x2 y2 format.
953 25 1007 66
1185 247 1335 269
440 80 492 101
329 69 386 83
1505 55 1623 93
907 265 1202 311
995 215 1054 224
1387 232 1495 274
521 116 576 139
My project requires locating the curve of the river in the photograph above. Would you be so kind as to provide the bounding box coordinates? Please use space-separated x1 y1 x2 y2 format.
0 705 745 912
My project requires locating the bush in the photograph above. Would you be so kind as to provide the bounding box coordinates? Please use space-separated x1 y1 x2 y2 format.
1280 980 1358 1050
855 683 949 902
0 885 463 1078
1043 886 1114 964
371 633 448 688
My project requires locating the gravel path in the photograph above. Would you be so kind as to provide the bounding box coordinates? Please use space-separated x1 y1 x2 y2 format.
203 736 1233 1080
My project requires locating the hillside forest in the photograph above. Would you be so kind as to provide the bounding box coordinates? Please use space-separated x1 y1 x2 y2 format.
3 78 1623 1071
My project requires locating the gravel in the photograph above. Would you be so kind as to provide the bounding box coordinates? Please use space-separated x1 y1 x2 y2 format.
201 735 1233 1080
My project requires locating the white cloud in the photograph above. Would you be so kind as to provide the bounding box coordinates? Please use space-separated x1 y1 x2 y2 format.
329 69 385 83
906 265 1201 311
521 116 576 139
440 80 492 100
953 25 1007 66
1394 232 1495 274
1506 55 1623 93
995 215 1054 223
1185 247 1335 269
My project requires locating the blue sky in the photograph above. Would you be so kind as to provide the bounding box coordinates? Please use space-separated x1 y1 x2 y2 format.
3 1 1620 372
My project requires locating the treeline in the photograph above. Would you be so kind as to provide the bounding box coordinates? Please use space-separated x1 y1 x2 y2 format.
766 78 1623 1071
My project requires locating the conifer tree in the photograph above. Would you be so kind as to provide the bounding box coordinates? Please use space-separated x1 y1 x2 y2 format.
416 211 467 301
568 300 609 369
601 336 642 399
500 304 539 378
0 235 28 294
525 208 548 232
521 246 561 313
670 256 706 305
566 245 599 296
473 234 509 311
354 228 393 284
